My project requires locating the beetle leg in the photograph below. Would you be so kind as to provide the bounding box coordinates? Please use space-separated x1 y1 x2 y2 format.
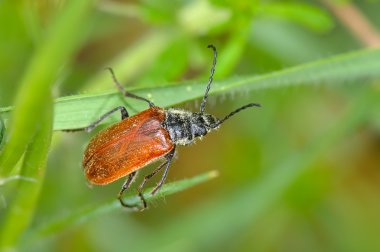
136 146 176 210
105 67 155 108
152 146 176 195
137 160 169 210
63 106 129 132
118 171 139 209
86 106 130 132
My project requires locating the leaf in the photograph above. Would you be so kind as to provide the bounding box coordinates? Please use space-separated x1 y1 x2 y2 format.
0 0 94 176
2 47 380 131
0 96 53 250
28 170 218 240
0 115 4 150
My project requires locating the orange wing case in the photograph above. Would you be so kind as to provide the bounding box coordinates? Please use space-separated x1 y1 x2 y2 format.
83 107 174 185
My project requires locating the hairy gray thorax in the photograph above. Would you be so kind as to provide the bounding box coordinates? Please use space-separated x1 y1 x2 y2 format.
163 108 219 146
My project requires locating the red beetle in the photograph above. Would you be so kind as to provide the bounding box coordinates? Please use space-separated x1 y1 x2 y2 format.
76 45 260 210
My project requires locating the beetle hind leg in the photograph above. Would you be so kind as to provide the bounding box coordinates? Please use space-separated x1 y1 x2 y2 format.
118 171 141 210
136 146 176 210
136 160 169 210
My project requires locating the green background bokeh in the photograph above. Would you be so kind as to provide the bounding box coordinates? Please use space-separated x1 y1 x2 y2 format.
1 0 380 251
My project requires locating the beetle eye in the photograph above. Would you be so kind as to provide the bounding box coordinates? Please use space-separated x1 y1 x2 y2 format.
205 115 216 127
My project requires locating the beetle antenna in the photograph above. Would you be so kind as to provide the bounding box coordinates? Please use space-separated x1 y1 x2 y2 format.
212 103 261 128
105 67 155 107
200 45 217 114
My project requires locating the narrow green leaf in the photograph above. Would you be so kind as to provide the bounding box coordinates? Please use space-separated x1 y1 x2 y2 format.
0 0 94 176
0 96 53 250
0 115 4 150
216 26 250 78
29 170 218 239
2 48 379 131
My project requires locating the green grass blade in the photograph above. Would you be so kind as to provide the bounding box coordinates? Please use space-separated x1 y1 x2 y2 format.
29 170 218 240
0 96 53 250
2 47 380 131
0 0 94 176
0 115 4 149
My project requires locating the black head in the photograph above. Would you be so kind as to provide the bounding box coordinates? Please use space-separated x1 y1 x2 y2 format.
190 112 219 138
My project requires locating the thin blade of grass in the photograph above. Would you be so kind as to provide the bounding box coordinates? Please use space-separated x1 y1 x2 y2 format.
0 96 53 250
29 170 218 240
0 115 4 149
2 48 380 131
0 0 94 176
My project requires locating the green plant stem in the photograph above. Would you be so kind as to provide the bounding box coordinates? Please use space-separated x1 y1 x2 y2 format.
0 0 94 177
0 115 4 150
0 96 53 250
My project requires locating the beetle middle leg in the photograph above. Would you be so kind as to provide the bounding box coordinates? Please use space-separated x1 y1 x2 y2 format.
137 147 176 210
118 171 139 209
137 160 169 209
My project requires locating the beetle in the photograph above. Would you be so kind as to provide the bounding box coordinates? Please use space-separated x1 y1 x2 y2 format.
76 45 260 210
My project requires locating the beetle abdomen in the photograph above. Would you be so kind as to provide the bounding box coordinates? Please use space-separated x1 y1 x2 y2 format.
83 107 174 185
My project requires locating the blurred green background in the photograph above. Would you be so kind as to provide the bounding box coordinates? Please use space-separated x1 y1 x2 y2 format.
1 0 380 251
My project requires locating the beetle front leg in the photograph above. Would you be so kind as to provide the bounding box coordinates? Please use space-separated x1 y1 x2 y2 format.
63 106 129 132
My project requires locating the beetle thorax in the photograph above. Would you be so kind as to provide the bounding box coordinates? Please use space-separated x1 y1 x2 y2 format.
163 108 219 146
